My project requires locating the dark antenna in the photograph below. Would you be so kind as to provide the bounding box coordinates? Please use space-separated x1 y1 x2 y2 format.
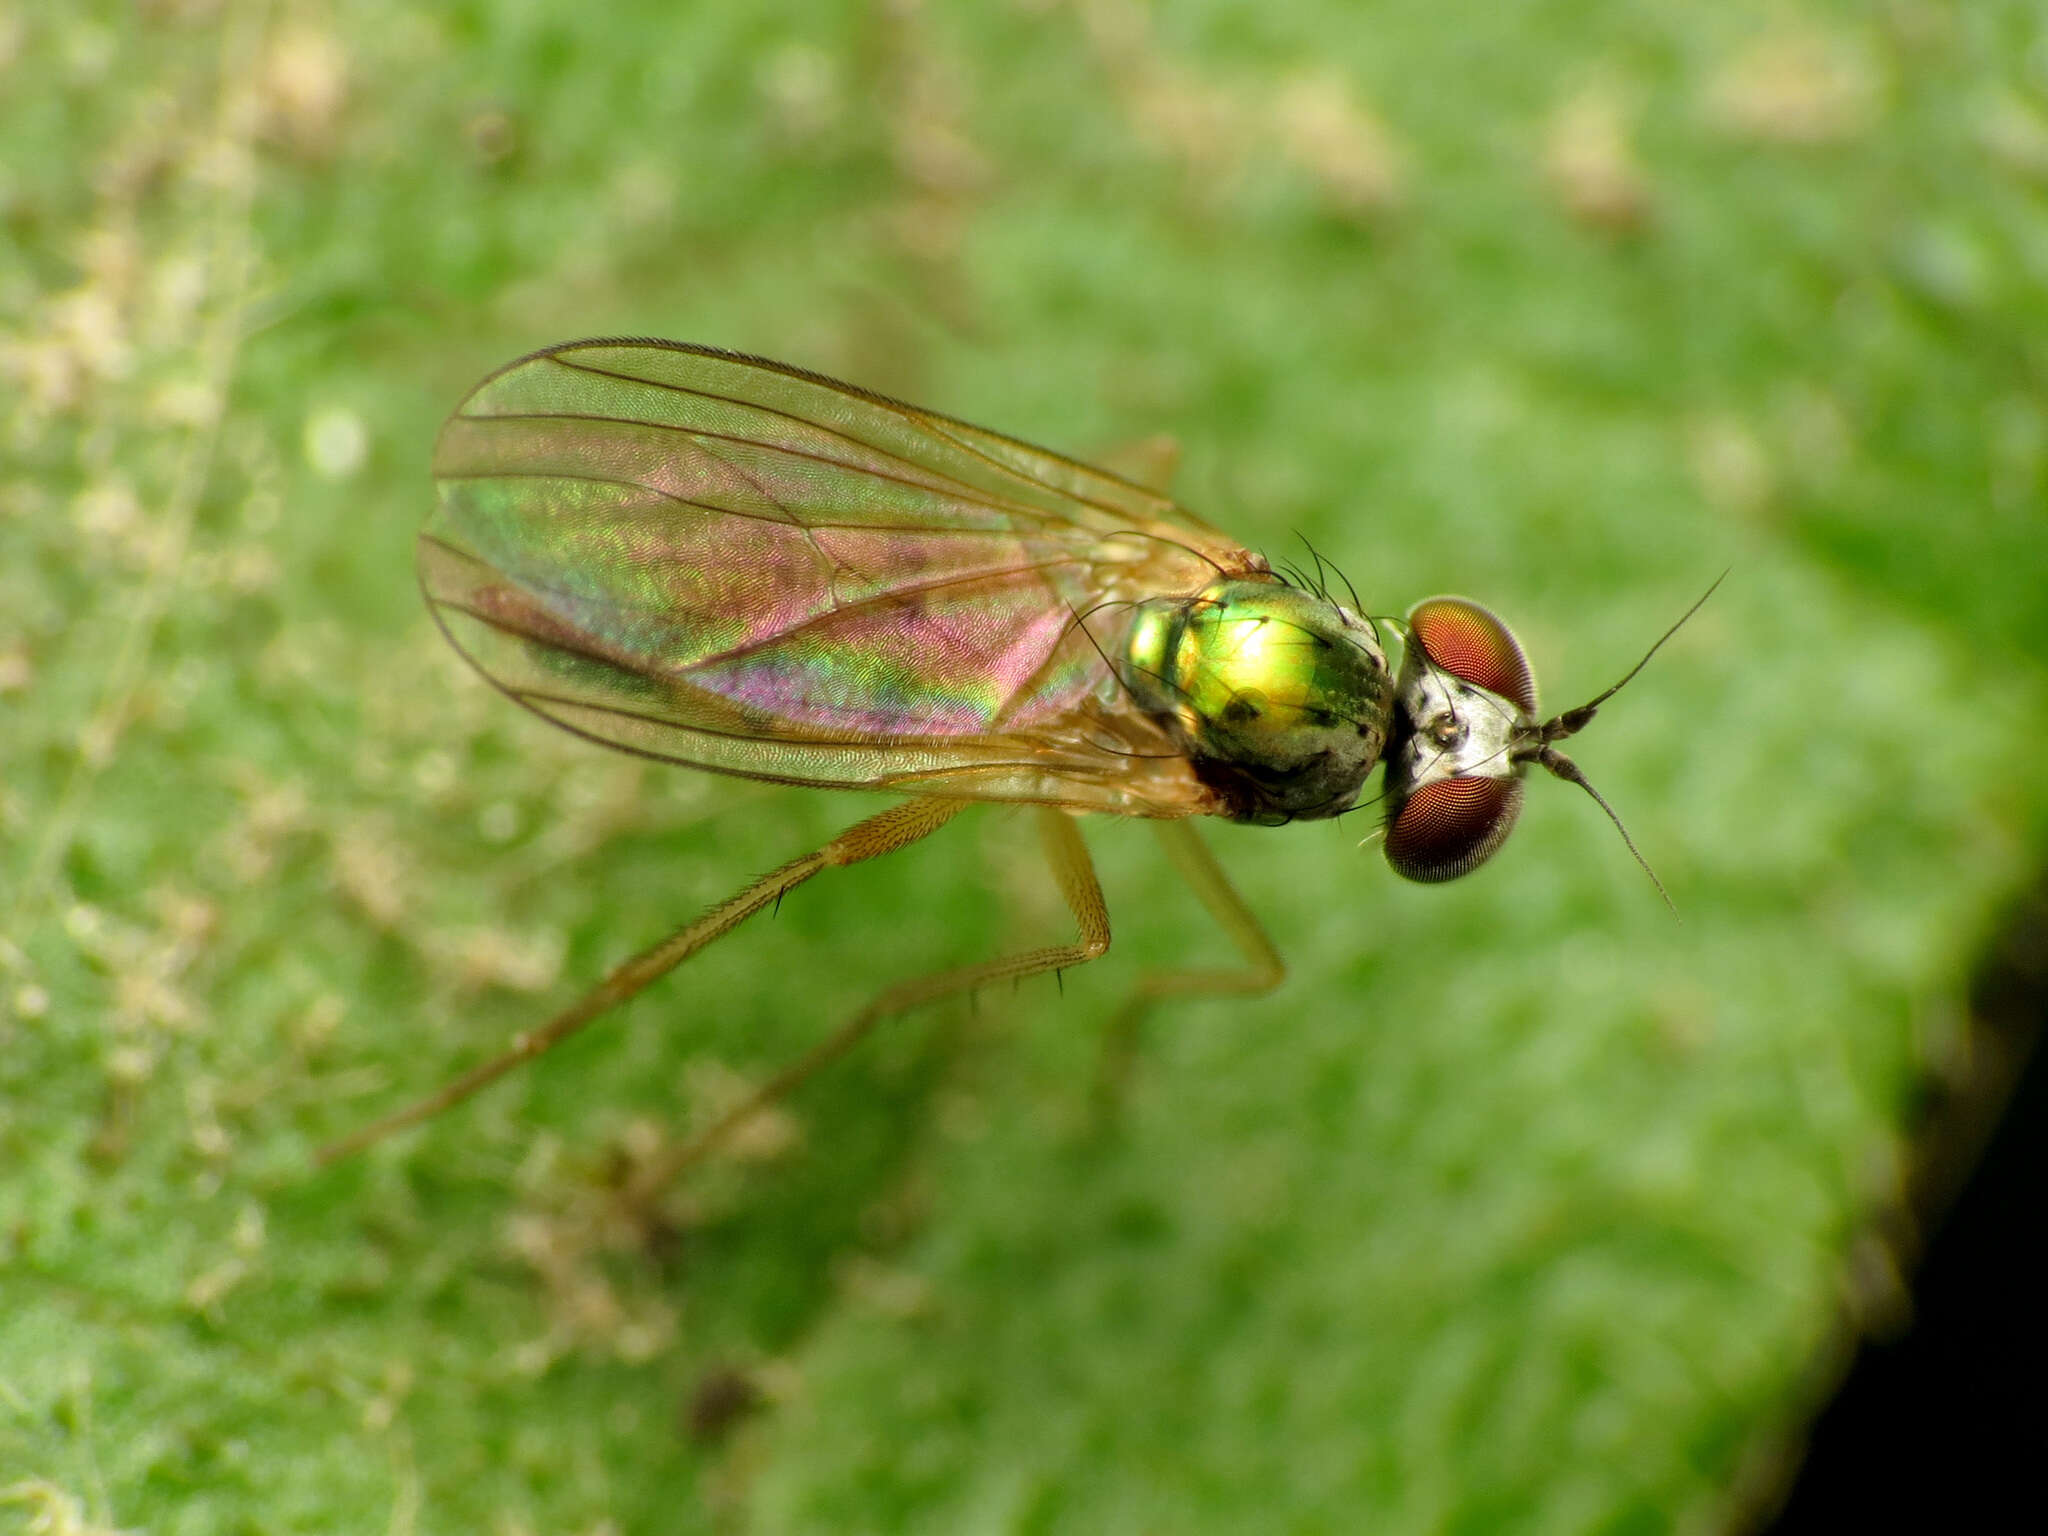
1533 746 1675 912
1539 571 1726 740
1520 571 1727 913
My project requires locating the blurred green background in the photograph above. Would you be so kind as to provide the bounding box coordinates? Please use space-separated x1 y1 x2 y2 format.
3 0 2044 1530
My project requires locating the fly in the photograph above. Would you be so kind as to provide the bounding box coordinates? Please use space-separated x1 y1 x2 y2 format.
320 339 1712 1186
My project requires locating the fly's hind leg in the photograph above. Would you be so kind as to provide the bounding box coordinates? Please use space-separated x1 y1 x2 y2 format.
623 805 1110 1205
1093 819 1285 1123
319 795 974 1165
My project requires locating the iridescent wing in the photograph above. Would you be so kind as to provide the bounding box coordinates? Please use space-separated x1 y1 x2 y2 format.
425 340 1268 815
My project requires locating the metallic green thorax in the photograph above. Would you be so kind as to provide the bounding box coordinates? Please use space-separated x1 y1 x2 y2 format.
1120 578 1395 824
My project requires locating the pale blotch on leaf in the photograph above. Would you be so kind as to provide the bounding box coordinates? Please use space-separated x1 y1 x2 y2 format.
757 40 842 145
1077 0 1243 188
295 992 346 1052
259 23 350 156
687 1061 803 1164
104 1043 154 1087
503 1186 679 1367
221 772 312 884
232 1202 268 1256
303 404 368 481
359 1360 415 1433
1542 87 1651 233
70 478 141 544
411 748 458 800
62 22 116 85
147 377 221 430
477 799 521 844
428 924 565 996
115 969 197 1035
1979 91 2048 183
1897 221 1996 313
1706 31 1880 146
0 647 31 693
1777 384 1853 491
1273 72 1406 219
837 1253 934 1321
1686 413 1776 519
607 160 678 231
0 1481 128 1536
333 820 410 930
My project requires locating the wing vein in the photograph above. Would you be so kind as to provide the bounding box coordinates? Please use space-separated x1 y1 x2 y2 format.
679 557 1093 673
540 350 1153 526
452 411 1068 529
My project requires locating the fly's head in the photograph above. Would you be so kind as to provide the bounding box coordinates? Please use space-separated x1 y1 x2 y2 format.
1380 598 1540 882
1380 578 1720 902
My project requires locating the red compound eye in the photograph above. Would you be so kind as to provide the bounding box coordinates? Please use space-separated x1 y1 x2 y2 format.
1407 598 1537 714
1384 775 1525 883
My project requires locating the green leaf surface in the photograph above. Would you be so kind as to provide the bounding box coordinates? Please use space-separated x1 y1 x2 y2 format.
3 1 2042 1530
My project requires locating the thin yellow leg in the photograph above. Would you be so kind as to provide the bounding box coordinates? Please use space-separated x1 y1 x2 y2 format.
317 796 972 1165
1095 818 1286 1114
621 805 1111 1203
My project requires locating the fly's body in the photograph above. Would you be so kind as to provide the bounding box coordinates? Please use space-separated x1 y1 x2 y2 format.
326 338 1703 1178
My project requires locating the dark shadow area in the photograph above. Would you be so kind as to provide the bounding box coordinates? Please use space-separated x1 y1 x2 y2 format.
1762 872 2048 1530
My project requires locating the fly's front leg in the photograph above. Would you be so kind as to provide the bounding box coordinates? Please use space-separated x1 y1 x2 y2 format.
623 806 1111 1204
1094 818 1286 1121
